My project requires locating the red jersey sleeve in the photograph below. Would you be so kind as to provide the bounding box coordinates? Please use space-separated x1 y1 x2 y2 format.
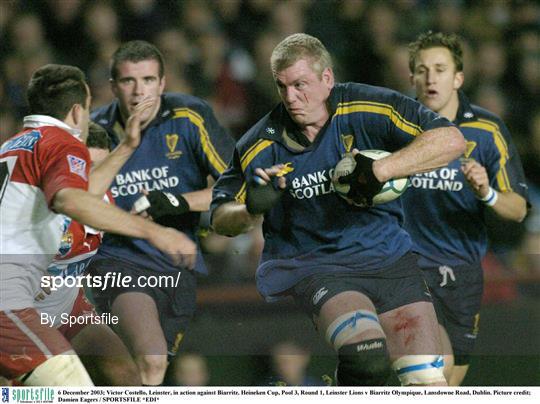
38 127 91 207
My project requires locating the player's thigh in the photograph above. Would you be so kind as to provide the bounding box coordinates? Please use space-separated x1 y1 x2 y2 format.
0 308 72 379
111 292 167 356
379 301 441 361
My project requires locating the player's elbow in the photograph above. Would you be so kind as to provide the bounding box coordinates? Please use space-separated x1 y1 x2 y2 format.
211 203 254 237
52 188 81 217
447 126 466 159
512 200 528 223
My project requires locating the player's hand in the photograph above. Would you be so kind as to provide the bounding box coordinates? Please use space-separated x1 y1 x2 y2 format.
132 190 190 221
246 165 287 215
123 97 156 149
147 226 197 269
338 149 383 207
461 160 489 198
35 278 52 301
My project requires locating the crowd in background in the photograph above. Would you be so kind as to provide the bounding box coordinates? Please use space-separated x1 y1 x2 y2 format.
1 0 538 287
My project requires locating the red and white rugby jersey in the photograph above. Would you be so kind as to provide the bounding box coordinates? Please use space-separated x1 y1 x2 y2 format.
47 192 113 278
0 115 90 264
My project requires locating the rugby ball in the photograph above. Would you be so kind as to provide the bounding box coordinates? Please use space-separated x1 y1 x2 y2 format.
332 150 409 206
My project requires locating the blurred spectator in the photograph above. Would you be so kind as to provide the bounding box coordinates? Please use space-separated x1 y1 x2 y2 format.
169 352 210 386
120 0 169 42
36 0 86 65
261 341 323 386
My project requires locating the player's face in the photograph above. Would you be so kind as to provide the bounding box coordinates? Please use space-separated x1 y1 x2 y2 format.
274 58 334 128
411 47 463 117
111 59 165 127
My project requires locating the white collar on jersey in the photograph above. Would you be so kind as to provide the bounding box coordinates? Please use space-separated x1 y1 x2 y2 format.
23 114 83 141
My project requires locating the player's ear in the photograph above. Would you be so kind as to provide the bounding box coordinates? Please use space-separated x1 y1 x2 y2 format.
322 67 334 89
159 75 166 94
110 78 119 97
454 71 464 90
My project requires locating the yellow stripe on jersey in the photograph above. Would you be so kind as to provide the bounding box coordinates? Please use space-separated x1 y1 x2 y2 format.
460 119 512 192
334 101 423 137
235 181 247 203
239 139 274 171
173 108 227 173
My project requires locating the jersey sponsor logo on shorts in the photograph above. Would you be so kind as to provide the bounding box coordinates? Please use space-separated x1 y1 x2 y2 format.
1 130 41 153
67 154 87 180
438 265 456 287
10 347 32 362
409 168 463 192
165 134 183 159
356 340 383 352
312 287 329 305
265 127 276 135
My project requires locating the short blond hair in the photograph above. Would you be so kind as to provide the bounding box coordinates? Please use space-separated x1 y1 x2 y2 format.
270 33 333 78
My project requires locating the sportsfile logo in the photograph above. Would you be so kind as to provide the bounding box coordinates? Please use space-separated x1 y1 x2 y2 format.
2 388 8 403
11 388 54 403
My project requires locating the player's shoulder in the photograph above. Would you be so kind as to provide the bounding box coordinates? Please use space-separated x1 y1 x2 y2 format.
333 82 410 105
162 92 214 118
469 104 506 129
91 101 118 130
235 105 281 155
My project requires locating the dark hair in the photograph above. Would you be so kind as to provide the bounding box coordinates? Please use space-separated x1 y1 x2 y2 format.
408 31 463 73
26 64 88 120
110 40 165 80
87 122 111 151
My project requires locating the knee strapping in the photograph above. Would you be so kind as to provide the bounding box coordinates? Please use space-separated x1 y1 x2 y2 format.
392 355 446 385
336 338 391 386
20 353 93 386
326 310 384 350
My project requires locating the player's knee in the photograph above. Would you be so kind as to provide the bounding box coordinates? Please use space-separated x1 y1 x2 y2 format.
336 339 391 386
392 355 446 386
325 310 384 350
136 354 168 385
102 357 142 386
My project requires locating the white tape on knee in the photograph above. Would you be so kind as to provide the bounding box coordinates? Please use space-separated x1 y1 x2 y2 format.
392 355 446 385
22 352 94 386
325 310 383 350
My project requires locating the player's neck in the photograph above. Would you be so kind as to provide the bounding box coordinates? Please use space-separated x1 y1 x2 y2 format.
301 110 330 142
437 92 460 122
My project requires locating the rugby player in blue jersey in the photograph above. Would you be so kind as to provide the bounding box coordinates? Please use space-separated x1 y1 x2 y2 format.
211 33 466 386
404 31 529 385
89 41 234 385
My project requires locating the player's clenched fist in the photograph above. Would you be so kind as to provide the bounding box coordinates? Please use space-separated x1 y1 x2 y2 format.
461 160 489 198
147 226 197 269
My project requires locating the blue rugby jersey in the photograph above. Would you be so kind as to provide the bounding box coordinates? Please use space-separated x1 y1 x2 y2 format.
211 82 454 299
402 91 529 268
91 93 234 273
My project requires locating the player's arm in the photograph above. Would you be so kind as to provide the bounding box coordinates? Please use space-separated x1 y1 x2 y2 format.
373 125 465 182
52 187 196 267
462 159 527 222
212 201 258 236
88 98 155 196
